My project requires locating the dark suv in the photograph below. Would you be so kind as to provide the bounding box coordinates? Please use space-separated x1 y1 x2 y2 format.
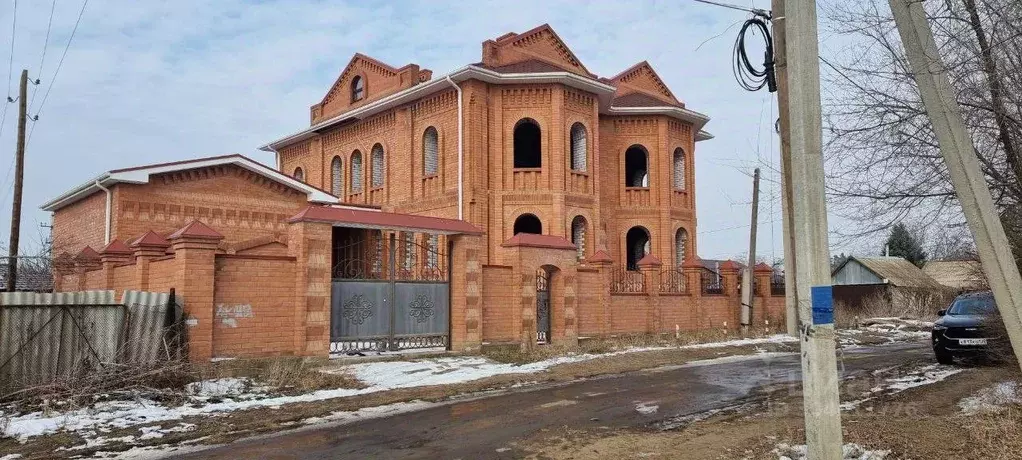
932 291 999 364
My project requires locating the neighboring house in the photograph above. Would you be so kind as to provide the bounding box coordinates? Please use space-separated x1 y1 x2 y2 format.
0 261 53 292
922 260 987 292
831 256 949 314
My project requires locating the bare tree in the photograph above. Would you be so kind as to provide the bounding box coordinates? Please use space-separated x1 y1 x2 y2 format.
819 0 1022 260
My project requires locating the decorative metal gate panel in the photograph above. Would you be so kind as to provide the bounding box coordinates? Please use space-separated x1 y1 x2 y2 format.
536 269 550 344
330 230 450 353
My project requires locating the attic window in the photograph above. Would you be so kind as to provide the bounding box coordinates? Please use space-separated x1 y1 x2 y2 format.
351 76 364 102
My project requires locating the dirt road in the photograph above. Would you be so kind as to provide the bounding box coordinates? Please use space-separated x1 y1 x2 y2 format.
169 342 931 460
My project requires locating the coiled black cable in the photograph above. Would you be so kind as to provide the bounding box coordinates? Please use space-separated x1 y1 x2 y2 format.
733 17 777 93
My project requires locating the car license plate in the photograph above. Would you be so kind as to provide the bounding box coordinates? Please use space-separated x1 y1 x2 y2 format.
959 338 987 345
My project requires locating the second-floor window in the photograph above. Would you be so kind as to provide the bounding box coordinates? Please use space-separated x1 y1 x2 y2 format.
351 150 363 193
673 147 686 191
331 156 343 196
514 118 542 168
625 145 649 187
423 127 439 176
570 123 587 172
371 144 385 188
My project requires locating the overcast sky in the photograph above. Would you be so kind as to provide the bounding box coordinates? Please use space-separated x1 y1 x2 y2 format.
0 0 863 261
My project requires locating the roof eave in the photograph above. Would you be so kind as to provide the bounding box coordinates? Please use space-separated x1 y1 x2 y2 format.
260 65 619 152
40 173 116 212
605 106 712 140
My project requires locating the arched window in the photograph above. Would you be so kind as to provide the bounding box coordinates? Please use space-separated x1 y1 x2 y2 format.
675 228 688 266
350 150 363 193
570 123 587 172
513 214 542 235
513 118 542 168
331 156 343 196
293 167 304 182
625 145 649 187
423 127 439 176
626 226 651 270
351 76 364 102
571 216 587 261
371 144 385 187
673 148 686 191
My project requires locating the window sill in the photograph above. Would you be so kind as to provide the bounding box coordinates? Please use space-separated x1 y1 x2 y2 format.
513 167 543 172
625 187 650 191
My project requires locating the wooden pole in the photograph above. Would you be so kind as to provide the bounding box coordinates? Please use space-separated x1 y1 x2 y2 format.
5 69 28 292
741 168 761 326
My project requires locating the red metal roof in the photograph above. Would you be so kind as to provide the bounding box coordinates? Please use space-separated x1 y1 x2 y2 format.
101 240 133 254
587 249 613 263
754 262 774 272
77 246 100 260
501 233 576 250
288 205 484 235
637 254 663 267
611 92 680 108
168 220 225 240
132 230 171 247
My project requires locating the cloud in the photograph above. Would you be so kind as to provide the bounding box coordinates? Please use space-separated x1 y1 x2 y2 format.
0 0 844 260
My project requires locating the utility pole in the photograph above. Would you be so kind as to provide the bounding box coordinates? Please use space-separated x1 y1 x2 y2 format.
784 0 844 457
771 0 799 336
741 167 761 328
890 0 1022 372
5 69 27 293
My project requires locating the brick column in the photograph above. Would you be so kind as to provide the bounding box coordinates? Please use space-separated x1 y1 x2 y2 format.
754 262 774 326
168 221 223 361
637 254 663 334
587 249 613 336
450 234 482 352
131 231 170 291
287 220 332 357
99 241 132 291
73 247 101 290
719 260 741 329
557 268 579 347
683 258 704 329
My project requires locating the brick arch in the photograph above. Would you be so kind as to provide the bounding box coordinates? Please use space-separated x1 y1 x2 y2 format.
673 224 691 267
507 207 550 240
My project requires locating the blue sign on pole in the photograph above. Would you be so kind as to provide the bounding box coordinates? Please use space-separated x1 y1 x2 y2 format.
811 285 834 325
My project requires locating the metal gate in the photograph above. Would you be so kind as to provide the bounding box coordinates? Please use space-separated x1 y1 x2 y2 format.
536 268 550 344
330 231 449 353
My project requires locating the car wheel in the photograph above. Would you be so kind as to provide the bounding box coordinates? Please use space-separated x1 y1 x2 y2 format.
934 347 954 365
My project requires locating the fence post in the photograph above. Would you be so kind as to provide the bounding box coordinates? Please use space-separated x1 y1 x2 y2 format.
719 260 741 330
132 232 171 292
682 258 704 329
449 234 482 352
74 247 101 290
587 250 613 336
168 221 223 361
100 241 132 291
637 254 663 335
753 262 774 326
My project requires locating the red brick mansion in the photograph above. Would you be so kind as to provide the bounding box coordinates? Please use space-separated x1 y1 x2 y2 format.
43 24 784 360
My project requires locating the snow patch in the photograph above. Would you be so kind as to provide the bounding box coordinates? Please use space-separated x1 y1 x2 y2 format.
959 381 1022 415
842 364 965 410
774 442 890 459
635 402 659 415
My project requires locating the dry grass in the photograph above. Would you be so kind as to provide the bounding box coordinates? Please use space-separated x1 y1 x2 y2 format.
836 289 953 328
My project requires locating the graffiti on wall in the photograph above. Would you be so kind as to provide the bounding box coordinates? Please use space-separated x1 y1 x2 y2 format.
216 303 254 327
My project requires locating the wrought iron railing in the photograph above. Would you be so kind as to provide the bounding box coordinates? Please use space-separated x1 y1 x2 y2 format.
701 270 725 296
771 275 785 296
658 268 687 294
610 267 645 294
332 231 447 281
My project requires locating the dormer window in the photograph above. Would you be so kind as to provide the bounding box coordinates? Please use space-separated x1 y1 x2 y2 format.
351 76 364 102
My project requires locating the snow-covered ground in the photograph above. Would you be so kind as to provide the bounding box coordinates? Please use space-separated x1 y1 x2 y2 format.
841 364 965 411
958 380 1022 415
837 317 933 349
1 335 795 443
774 442 890 459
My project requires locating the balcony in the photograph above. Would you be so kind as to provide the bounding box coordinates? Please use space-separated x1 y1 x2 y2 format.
568 171 589 194
513 168 542 190
422 175 441 197
624 187 651 207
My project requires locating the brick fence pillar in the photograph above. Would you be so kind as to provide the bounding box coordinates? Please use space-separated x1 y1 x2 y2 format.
637 254 663 334
587 250 614 336
682 258 705 329
131 231 171 291
287 220 332 357
450 234 482 352
99 240 132 291
754 262 774 326
73 247 101 290
168 221 223 362
719 260 741 330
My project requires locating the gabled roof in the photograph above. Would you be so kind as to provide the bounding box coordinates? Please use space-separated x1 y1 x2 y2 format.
319 53 424 106
922 260 986 290
832 256 944 289
608 61 679 104
41 154 339 212
490 24 595 78
288 205 483 235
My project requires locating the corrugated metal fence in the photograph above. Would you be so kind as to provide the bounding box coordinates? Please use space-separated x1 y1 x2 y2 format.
0 289 182 393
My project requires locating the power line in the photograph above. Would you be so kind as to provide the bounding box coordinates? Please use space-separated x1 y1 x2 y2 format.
28 0 57 112
6 0 15 100
29 0 88 145
692 0 770 18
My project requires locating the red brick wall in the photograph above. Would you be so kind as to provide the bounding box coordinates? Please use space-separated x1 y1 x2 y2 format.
51 191 106 255
481 265 515 342
609 294 651 334
575 268 606 337
212 255 297 357
147 258 177 293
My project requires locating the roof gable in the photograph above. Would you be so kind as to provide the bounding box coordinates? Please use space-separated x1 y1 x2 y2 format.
316 53 428 122
483 24 593 78
608 61 679 106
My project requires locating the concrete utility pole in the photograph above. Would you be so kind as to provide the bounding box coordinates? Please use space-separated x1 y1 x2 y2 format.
741 167 761 327
5 69 28 292
784 0 844 457
770 0 799 336
890 0 1022 372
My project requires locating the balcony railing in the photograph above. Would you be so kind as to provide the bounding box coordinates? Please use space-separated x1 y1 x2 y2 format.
568 171 589 194
624 187 651 207
422 175 441 197
513 168 542 190
672 189 689 208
